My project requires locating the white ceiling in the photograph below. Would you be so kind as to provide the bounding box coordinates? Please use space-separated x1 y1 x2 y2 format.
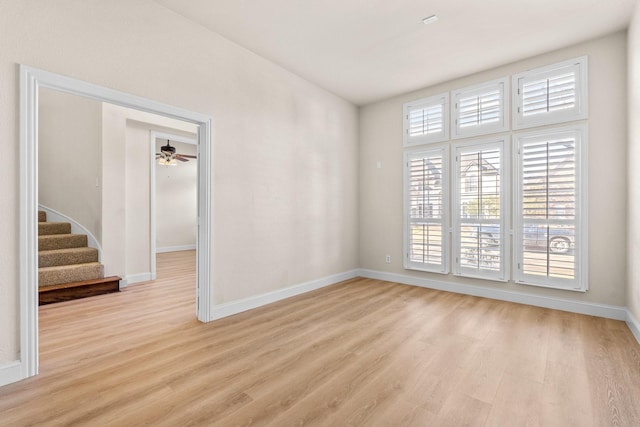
154 0 637 105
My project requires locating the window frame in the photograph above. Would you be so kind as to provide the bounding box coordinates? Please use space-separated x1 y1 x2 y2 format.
512 124 588 291
451 77 509 139
452 137 510 281
403 145 450 273
403 93 450 146
512 56 588 130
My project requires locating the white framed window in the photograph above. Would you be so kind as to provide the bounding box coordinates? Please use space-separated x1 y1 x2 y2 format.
513 124 588 291
452 77 509 139
513 56 588 129
403 93 449 146
453 138 509 281
404 146 449 273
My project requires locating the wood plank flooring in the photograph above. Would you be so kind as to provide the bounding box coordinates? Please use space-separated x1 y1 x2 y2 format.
1 250 639 426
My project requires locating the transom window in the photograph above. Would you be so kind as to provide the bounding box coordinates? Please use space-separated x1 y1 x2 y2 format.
513 57 588 129
452 77 509 139
403 93 449 146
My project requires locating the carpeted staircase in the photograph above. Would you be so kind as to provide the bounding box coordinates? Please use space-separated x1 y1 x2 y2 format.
38 210 120 305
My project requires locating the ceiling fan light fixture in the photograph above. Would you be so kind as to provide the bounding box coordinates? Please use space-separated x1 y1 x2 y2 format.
158 157 177 166
157 139 196 166
160 139 177 155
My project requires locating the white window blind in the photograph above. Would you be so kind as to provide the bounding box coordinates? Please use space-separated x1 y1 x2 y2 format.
404 147 449 273
452 78 509 139
513 57 587 129
403 93 449 146
514 125 587 291
453 140 508 280
522 72 576 116
459 89 501 128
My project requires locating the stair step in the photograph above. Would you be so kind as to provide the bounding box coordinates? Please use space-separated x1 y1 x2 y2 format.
38 221 71 236
39 276 121 305
39 234 88 251
38 210 46 222
39 262 104 287
39 247 99 268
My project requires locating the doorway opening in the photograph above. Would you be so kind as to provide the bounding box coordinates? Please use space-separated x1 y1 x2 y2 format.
150 132 198 281
19 65 213 381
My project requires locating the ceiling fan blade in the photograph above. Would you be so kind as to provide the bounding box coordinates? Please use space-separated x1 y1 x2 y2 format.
175 156 189 162
178 154 197 159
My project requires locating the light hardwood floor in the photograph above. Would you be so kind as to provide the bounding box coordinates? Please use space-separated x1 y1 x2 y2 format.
1 250 639 426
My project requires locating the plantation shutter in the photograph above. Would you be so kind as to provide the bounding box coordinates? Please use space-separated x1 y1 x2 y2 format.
405 148 448 273
403 94 449 146
514 126 586 290
452 78 508 139
453 142 506 280
458 89 501 128
513 57 587 129
521 71 576 117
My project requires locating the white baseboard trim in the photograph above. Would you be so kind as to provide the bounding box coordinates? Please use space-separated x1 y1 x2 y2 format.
0 361 23 387
156 245 196 253
210 269 359 321
627 310 640 345
358 269 628 321
125 273 153 285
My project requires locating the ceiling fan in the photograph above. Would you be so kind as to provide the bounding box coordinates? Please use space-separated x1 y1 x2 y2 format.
156 140 197 165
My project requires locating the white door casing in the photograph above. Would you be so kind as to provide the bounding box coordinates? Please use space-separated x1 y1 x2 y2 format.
19 65 213 381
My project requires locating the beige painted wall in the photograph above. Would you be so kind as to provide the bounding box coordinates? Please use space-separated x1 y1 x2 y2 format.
155 140 198 250
38 88 102 242
359 32 628 307
0 1 359 365
123 118 196 278
124 123 153 277
628 7 640 323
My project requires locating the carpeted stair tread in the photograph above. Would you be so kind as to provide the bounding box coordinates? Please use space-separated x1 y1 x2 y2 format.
38 221 71 236
39 262 104 287
39 247 99 268
38 234 88 251
37 210 115 303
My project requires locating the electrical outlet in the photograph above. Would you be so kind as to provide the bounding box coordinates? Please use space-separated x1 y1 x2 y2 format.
385 255 391 263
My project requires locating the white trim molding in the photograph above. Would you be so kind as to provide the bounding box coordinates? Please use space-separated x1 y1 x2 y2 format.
157 245 197 253
627 310 640 344
0 361 24 387
210 270 359 321
358 269 627 321
125 273 153 285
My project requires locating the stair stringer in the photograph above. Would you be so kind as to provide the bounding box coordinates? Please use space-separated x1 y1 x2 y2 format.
38 204 102 262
